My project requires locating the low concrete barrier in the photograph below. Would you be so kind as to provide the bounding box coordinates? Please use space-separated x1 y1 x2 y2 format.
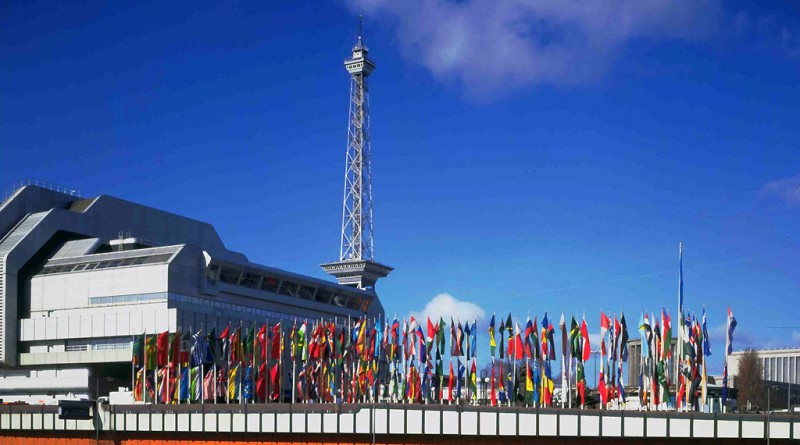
1 403 798 441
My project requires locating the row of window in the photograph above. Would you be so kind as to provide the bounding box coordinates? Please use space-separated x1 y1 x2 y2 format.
65 337 132 352
761 355 799 384
89 292 168 305
208 264 369 312
38 254 174 275
171 293 319 326
84 291 348 327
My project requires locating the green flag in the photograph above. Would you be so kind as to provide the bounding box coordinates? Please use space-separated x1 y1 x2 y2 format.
132 333 144 366
145 335 157 370
569 316 581 358
244 325 255 360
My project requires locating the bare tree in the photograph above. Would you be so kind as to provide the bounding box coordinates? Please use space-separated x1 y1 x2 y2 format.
736 349 765 410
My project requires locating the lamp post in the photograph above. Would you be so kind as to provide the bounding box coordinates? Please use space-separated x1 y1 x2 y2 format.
767 386 778 445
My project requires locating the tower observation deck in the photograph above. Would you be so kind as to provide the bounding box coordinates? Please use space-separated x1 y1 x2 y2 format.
322 18 393 292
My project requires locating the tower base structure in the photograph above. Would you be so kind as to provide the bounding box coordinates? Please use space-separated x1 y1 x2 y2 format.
321 259 392 292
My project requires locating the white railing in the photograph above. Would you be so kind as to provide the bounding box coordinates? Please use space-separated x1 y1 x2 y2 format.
2 179 81 204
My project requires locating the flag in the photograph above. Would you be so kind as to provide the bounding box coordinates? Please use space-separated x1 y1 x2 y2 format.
469 360 477 397
256 362 267 401
179 367 189 401
470 321 477 359
271 324 281 360
513 323 524 360
464 322 472 358
569 316 580 359
243 366 253 402
662 309 672 360
132 333 144 367
298 322 307 361
576 361 586 406
489 314 496 357
427 317 435 350
638 313 650 359
448 361 454 402
244 325 255 361
600 311 610 342
457 360 465 399
499 318 505 359
702 308 711 357
145 335 157 370
523 316 534 359
228 363 241 401
203 368 215 401
190 366 202 402
436 317 446 354
531 316 540 360
156 331 170 367
257 324 267 361
619 313 629 362
206 328 217 365
580 318 591 361
525 361 533 404
725 308 737 358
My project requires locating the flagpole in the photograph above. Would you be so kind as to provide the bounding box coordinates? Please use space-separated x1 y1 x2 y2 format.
512 318 517 408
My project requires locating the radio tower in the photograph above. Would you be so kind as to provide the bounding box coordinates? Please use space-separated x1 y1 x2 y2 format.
322 17 393 292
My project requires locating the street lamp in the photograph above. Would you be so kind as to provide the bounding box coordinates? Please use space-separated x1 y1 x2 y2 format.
767 386 778 445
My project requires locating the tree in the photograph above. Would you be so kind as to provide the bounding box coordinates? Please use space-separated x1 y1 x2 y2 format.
736 349 764 410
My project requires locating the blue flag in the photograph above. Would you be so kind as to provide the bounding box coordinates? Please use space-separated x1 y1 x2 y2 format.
702 308 711 357
179 367 189 401
457 360 465 398
470 321 477 359
243 366 253 402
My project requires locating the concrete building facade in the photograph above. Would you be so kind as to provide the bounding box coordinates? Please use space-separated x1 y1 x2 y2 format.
0 183 384 402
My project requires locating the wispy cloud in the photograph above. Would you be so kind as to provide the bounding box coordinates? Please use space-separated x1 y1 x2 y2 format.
410 292 486 324
346 0 719 97
731 12 800 61
760 173 800 206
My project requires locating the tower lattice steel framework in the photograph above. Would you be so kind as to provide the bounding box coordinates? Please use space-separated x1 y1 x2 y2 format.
322 18 392 292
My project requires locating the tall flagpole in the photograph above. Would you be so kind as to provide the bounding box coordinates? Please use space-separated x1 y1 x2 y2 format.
676 242 683 410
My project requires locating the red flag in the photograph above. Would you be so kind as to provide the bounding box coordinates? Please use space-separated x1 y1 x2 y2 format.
427 317 435 347
580 319 591 361
600 311 610 341
256 362 267 400
514 333 524 360
219 324 231 340
156 331 170 367
271 324 281 360
577 380 586 406
169 331 181 367
257 324 267 361
448 361 454 402
490 363 497 406
598 369 607 406
270 364 280 401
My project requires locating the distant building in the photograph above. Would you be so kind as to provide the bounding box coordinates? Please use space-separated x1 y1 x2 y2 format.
626 338 678 385
727 348 800 410
727 348 800 385
0 183 385 402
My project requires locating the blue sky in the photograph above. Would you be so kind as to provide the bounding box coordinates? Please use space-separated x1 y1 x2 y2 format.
2 1 799 375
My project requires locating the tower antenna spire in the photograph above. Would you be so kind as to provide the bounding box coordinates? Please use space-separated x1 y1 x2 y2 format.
322 20 392 293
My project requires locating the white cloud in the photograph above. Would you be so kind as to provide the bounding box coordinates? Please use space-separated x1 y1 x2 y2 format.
410 292 486 324
760 173 800 206
792 331 800 344
346 0 719 97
